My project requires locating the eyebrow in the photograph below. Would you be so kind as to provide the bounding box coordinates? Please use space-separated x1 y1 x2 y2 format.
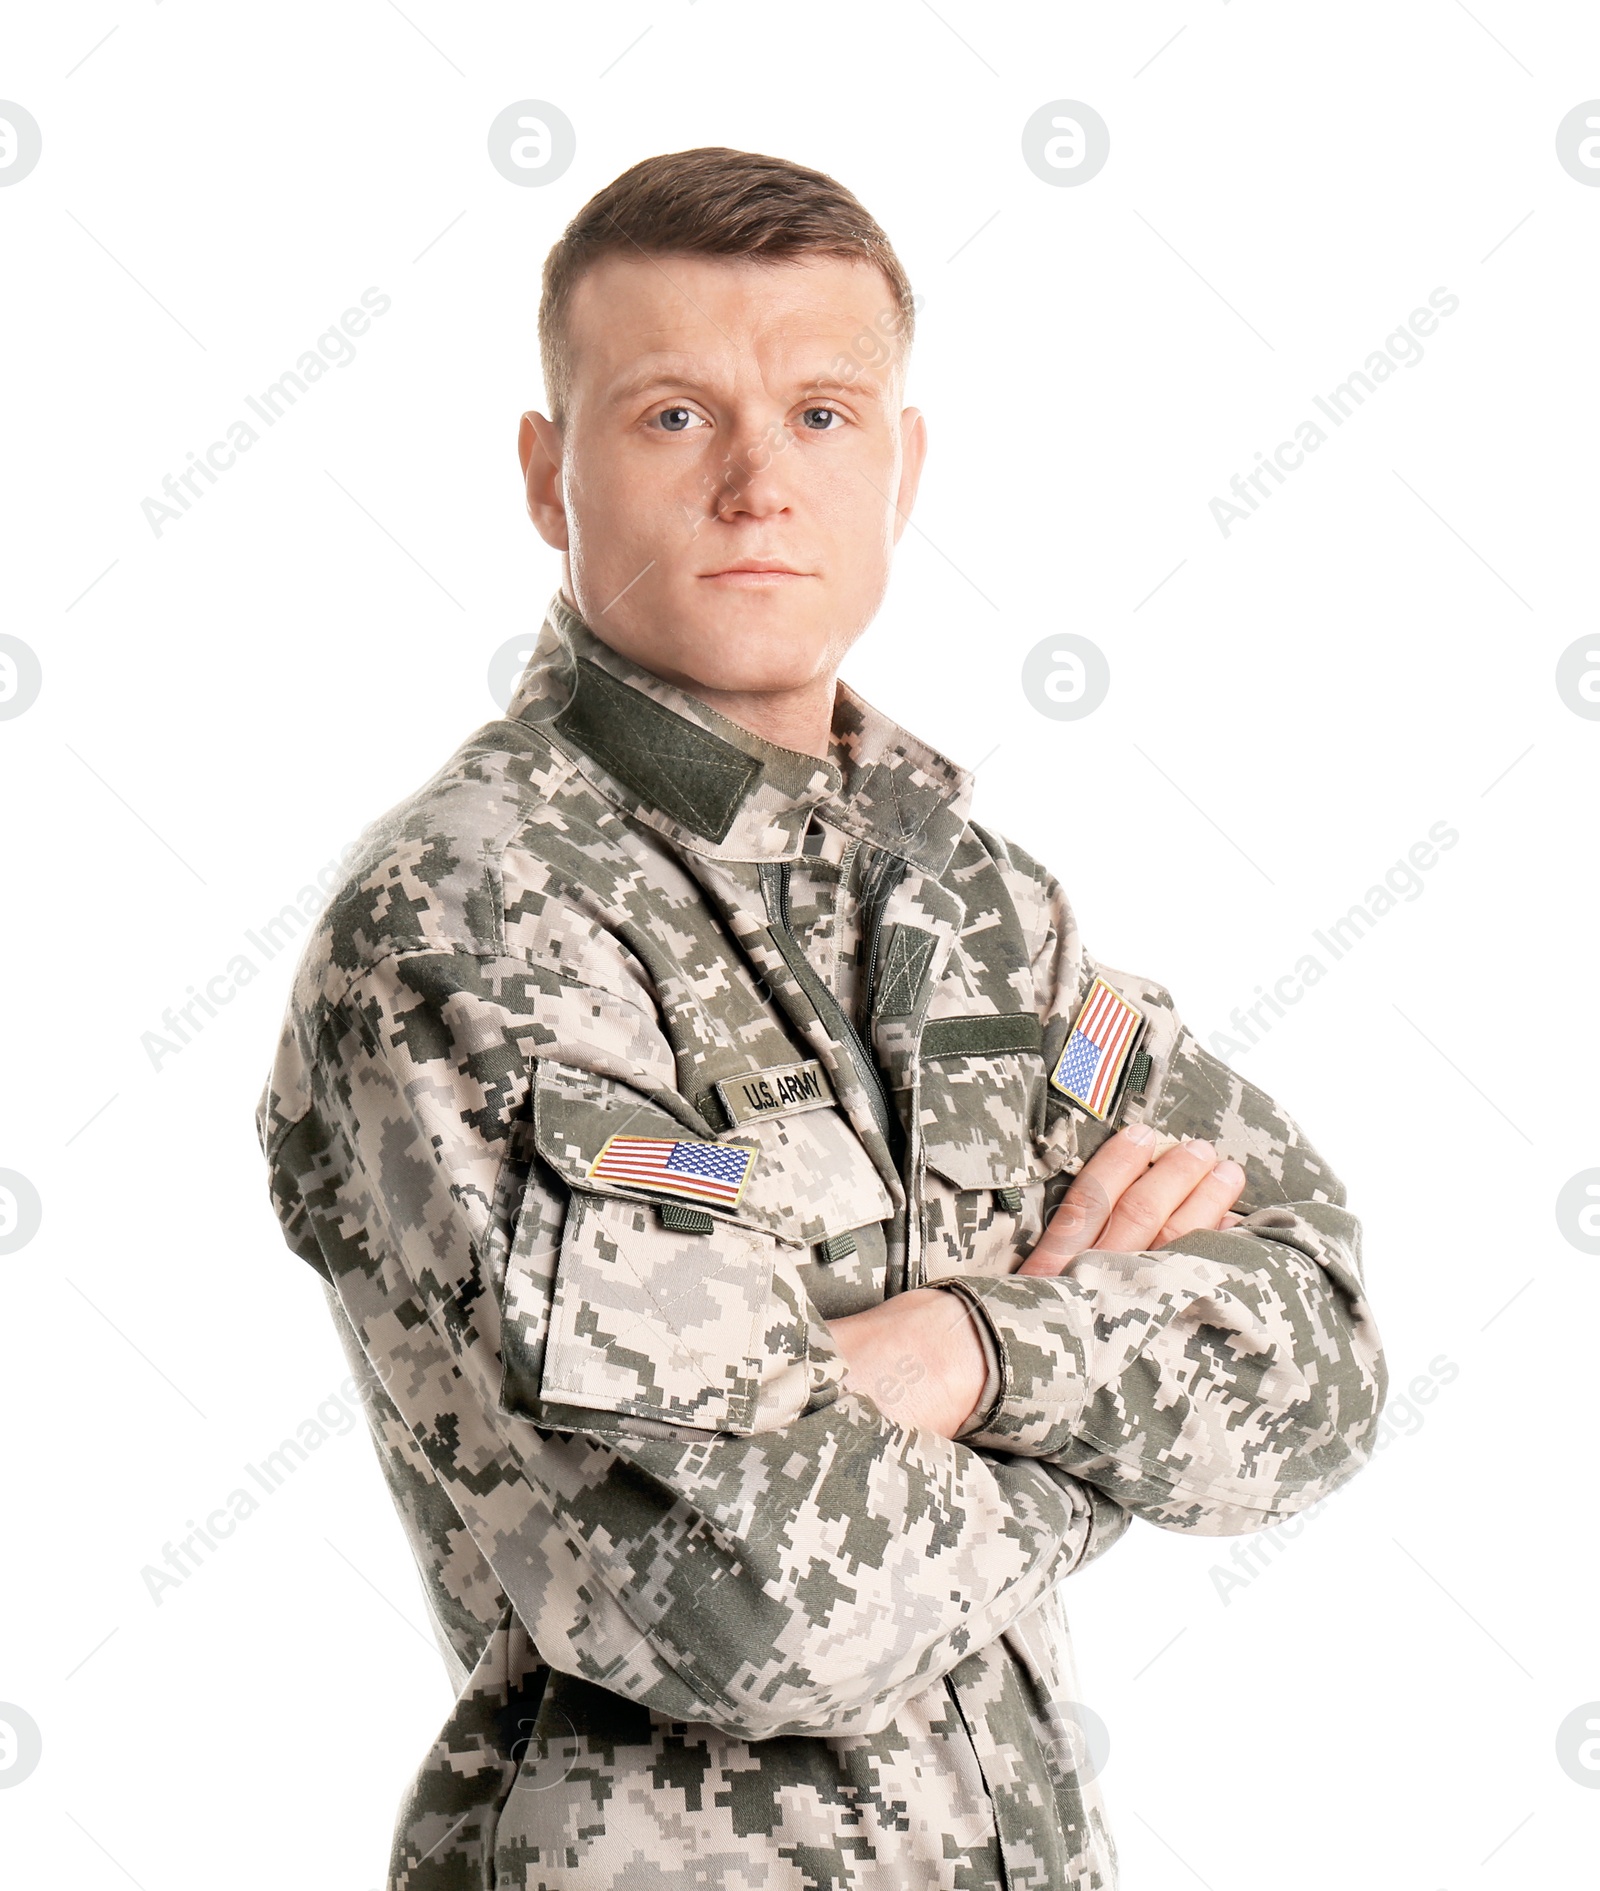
603 365 889 408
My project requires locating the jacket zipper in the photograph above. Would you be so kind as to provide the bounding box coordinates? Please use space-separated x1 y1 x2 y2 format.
762 860 897 1149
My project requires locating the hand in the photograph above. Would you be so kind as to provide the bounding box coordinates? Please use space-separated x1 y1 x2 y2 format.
826 1288 990 1440
1017 1121 1247 1278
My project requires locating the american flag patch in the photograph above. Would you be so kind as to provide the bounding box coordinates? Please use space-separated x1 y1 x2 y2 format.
586 1136 755 1208
1049 977 1145 1120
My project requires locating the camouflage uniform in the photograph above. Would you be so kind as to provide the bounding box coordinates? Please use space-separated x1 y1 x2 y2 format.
257 592 1386 1889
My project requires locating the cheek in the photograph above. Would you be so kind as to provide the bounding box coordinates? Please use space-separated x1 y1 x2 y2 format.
811 442 899 544
819 486 899 597
565 448 680 558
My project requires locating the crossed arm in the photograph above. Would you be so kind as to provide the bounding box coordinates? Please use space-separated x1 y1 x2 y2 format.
266 929 1384 1739
830 1125 1250 1438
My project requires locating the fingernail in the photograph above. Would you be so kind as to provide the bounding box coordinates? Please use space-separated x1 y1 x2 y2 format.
1212 1158 1245 1187
1124 1122 1155 1146
1182 1137 1215 1163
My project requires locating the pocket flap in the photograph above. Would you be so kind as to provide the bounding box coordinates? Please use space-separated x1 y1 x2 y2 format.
532 1061 720 1199
533 1061 891 1246
917 1050 1044 1190
505 1063 829 1436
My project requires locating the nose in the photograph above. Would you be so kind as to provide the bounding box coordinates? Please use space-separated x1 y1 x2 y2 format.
712 420 793 523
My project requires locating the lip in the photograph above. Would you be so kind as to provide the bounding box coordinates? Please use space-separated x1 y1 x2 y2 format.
698 562 810 583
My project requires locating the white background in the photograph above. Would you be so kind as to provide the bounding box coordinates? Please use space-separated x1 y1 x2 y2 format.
2 4 1597 1887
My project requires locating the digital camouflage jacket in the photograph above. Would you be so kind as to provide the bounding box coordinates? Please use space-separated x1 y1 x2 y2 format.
257 592 1387 1890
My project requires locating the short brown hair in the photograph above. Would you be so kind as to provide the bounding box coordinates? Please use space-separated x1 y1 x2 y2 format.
538 147 915 425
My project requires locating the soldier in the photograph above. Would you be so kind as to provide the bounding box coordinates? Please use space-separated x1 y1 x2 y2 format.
257 147 1386 1888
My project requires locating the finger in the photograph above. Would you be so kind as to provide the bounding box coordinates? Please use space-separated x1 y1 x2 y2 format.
1095 1139 1218 1253
1153 1159 1247 1246
1219 1212 1244 1231
1018 1123 1157 1275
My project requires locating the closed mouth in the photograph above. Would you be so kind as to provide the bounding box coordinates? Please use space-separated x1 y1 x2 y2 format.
700 564 809 578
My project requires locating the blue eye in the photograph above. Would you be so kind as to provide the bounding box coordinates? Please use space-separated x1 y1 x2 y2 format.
800 407 839 430
657 407 697 432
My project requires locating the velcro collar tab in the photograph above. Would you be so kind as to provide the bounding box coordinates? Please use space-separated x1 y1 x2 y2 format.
552 657 764 843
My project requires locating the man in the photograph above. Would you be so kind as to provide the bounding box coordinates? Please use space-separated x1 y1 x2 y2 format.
257 148 1386 1889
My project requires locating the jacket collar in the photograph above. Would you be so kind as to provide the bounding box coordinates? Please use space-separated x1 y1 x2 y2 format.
506 592 973 876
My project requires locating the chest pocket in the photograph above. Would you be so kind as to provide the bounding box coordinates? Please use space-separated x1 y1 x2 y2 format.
498 1061 891 1439
916 1018 1054 1281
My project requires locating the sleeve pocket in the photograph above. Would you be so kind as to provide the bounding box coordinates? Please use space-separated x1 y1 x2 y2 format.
496 1061 817 1437
537 1188 802 1433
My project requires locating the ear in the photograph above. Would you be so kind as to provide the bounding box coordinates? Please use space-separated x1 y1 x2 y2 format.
891 407 928 544
519 411 569 550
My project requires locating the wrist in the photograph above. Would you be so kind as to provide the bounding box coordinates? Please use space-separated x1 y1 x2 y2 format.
925 1280 1005 1438
826 1288 992 1439
906 1285 992 1437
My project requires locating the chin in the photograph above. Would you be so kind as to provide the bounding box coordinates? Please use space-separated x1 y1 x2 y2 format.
578 569 854 702
673 640 830 699
664 597 837 697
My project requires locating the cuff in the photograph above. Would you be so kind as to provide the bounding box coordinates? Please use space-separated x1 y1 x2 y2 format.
928 1274 1094 1456
930 1281 1003 1439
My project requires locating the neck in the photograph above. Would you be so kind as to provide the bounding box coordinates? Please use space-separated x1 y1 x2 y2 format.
675 674 839 761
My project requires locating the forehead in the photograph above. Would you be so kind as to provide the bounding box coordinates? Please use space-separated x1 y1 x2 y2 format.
563 251 904 397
